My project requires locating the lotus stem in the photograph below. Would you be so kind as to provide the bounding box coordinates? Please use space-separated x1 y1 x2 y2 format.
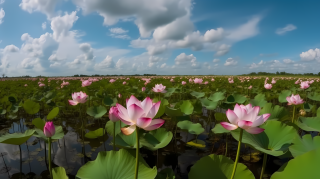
19 145 22 179
225 134 228 156
113 122 116 151
134 127 140 179
259 153 267 179
230 128 243 179
48 137 53 179
292 105 295 123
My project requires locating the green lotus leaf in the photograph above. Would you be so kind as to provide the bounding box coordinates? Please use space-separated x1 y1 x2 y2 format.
34 126 65 143
155 168 175 179
259 103 288 121
190 91 205 98
103 96 115 106
208 92 225 102
317 107 320 117
231 120 297 156
186 139 206 148
164 88 176 97
225 94 247 104
192 99 203 114
114 130 140 149
289 134 320 158
53 167 68 179
23 99 40 115
188 154 255 179
154 99 169 118
177 121 204 135
165 106 183 117
86 105 107 119
307 92 320 101
271 148 320 179
32 118 46 131
8 96 17 104
171 115 191 122
211 123 230 134
0 108 6 115
0 129 35 145
140 128 173 151
214 113 227 122
105 120 126 137
278 90 291 103
47 107 59 120
76 149 157 179
250 94 267 107
296 116 320 132
85 128 104 139
180 100 194 115
199 98 218 110
303 103 313 112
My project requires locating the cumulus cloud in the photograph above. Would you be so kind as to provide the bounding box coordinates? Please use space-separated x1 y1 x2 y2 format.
0 0 4 5
0 8 5 24
300 48 320 61
3 45 19 53
109 27 128 34
204 28 224 42
213 58 220 63
116 58 126 69
283 59 294 64
109 34 130 39
249 60 265 69
147 45 167 55
214 44 230 56
224 57 238 66
227 16 261 41
95 55 115 69
78 43 95 61
51 11 79 41
275 24 297 35
72 0 191 37
160 63 166 68
42 22 47 30
19 0 59 19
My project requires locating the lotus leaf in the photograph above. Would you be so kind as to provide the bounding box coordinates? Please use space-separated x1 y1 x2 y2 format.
186 139 206 148
199 98 218 110
0 129 35 145
47 107 59 120
105 120 126 137
259 103 288 121
278 90 291 103
296 117 320 132
250 93 267 107
53 167 68 179
34 126 65 143
208 92 225 102
225 94 247 104
32 118 46 131
155 168 175 179
180 100 194 115
190 91 205 98
177 121 204 135
211 123 230 134
85 128 104 139
86 105 107 119
23 99 40 115
140 128 173 151
289 134 320 157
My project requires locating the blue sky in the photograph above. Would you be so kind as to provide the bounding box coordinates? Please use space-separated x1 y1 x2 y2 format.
0 0 319 77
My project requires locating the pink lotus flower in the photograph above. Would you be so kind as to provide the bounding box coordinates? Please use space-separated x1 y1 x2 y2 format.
300 82 310 89
82 80 92 87
39 83 45 87
24 84 28 87
110 79 116 83
123 81 126 85
142 87 146 92
44 121 55 137
211 78 215 82
248 85 252 89
182 81 186 85
229 80 234 83
152 84 166 93
109 106 121 122
286 94 304 105
170 79 174 82
194 78 203 84
189 78 193 83
116 96 165 135
61 81 70 86
271 78 276 84
118 93 122 98
68 91 88 105
264 83 272 89
221 104 270 134
204 81 209 85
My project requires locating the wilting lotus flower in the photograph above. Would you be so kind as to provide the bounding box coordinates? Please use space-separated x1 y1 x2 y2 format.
82 80 92 87
182 81 186 85
194 78 203 84
123 81 126 85
204 81 209 85
39 83 45 87
286 94 304 105
109 106 121 122
44 121 55 137
118 93 122 98
116 96 165 135
142 87 146 92
221 104 271 134
264 83 272 89
300 81 310 89
109 79 116 83
24 84 28 87
68 91 88 105
248 85 252 89
152 84 166 93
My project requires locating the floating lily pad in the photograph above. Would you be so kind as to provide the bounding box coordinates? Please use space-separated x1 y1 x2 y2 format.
186 139 206 148
177 121 204 135
0 129 35 145
85 128 104 139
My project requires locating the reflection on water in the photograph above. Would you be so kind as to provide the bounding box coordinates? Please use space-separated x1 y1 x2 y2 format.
0 107 281 179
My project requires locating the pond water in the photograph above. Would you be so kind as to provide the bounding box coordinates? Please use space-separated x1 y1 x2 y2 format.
0 107 291 179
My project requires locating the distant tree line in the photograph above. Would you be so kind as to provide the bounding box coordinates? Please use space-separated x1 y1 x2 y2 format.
242 71 320 76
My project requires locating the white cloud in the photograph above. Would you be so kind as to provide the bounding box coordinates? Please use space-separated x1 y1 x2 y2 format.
300 48 320 61
213 58 220 63
174 53 199 68
0 0 4 5
19 0 60 19
204 28 224 42
214 44 230 56
42 22 47 30
109 28 128 34
249 60 265 69
48 53 64 61
73 0 192 38
275 24 297 35
283 59 294 64
0 8 5 24
109 34 130 39
78 43 95 61
51 11 79 41
224 57 238 66
3 45 19 53
116 58 126 69
227 16 261 41
147 44 167 55
160 63 166 68
95 55 115 69
175 31 204 51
